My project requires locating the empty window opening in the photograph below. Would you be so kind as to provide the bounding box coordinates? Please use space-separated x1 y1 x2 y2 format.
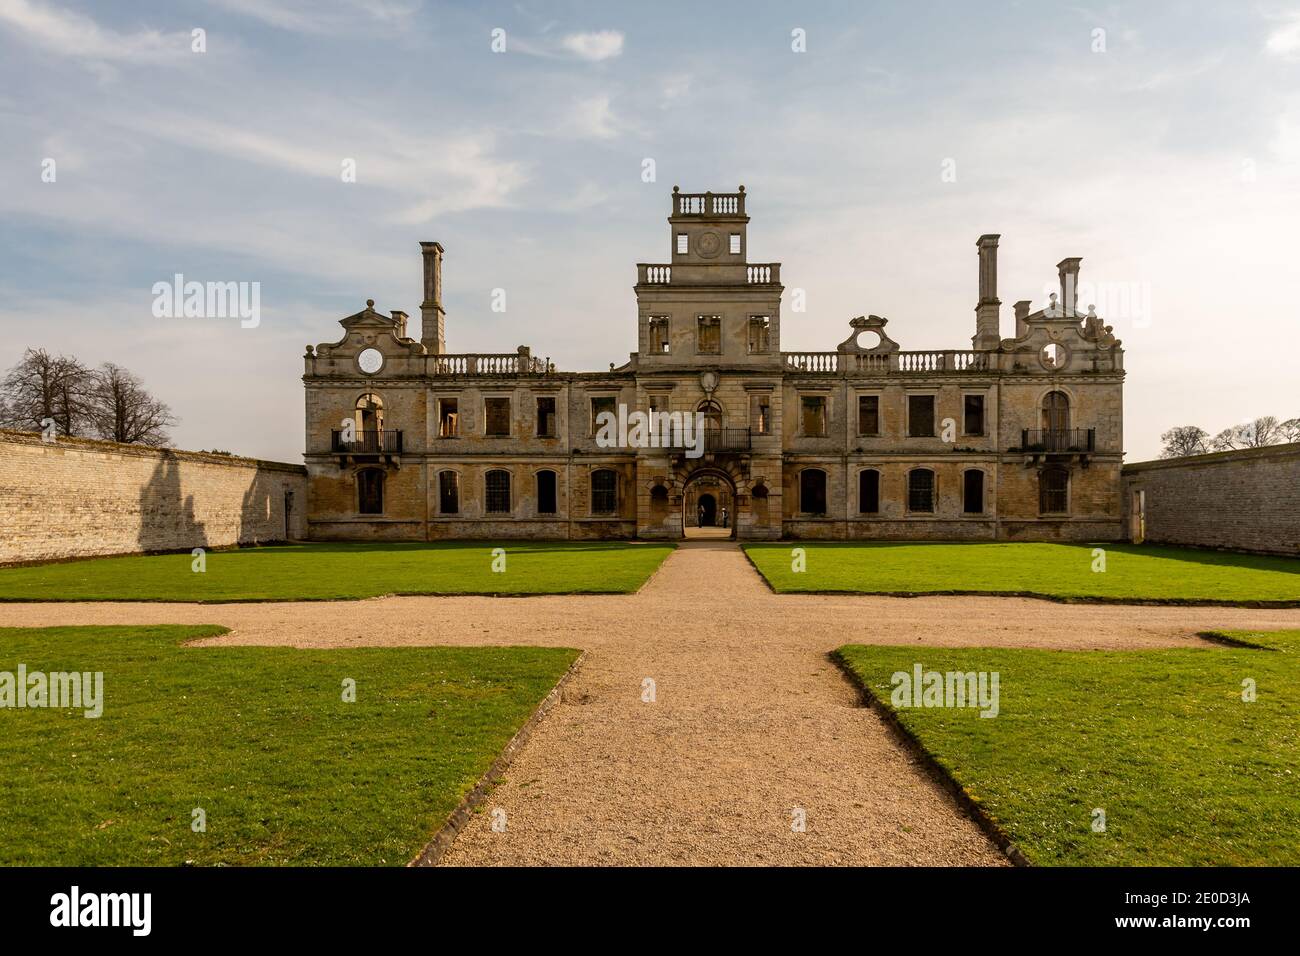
438 470 459 514
908 395 935 437
536 397 556 437
859 469 880 513
799 469 827 515
484 397 510 437
536 470 557 514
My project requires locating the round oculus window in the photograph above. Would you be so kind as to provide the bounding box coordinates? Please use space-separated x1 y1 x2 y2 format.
357 348 384 374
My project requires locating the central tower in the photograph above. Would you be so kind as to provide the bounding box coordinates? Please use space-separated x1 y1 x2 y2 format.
634 185 783 368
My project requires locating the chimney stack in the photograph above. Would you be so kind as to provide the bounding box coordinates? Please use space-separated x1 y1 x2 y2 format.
972 234 1001 349
1013 300 1031 338
391 310 408 338
1056 257 1081 318
420 241 446 354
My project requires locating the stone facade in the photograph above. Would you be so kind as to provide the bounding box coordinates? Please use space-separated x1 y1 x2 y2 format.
0 428 307 564
1123 444 1300 555
304 187 1126 541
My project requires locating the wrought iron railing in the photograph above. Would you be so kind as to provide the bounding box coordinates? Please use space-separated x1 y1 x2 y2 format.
331 429 403 454
1018 428 1095 453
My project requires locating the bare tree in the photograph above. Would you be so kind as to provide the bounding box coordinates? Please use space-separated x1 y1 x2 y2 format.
1211 415 1283 451
1281 417 1300 444
1158 425 1210 458
0 348 93 436
87 363 177 446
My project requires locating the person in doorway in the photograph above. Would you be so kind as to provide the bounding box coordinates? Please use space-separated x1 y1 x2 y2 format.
698 503 706 527
721 506 729 529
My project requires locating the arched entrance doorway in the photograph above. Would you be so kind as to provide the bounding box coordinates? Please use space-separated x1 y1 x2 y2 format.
682 469 737 539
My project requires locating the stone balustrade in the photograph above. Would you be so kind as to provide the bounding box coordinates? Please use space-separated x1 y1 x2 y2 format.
781 350 991 374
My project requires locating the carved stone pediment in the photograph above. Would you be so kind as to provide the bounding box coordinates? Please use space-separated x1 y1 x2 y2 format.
836 315 900 354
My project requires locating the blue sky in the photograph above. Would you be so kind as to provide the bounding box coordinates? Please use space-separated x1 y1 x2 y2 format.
1 0 1298 460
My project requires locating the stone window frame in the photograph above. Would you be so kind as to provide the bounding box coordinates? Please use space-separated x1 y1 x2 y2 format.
646 315 671 354
535 468 559 515
906 467 936 514
746 315 771 354
437 468 461 515
856 391 882 437
482 393 512 438
484 468 513 515
906 391 938 439
797 467 828 516
589 394 618 437
435 394 460 438
695 314 722 355
535 395 558 438
729 233 742 255
1038 387 1074 434
356 467 385 515
961 467 987 515
590 468 619 516
961 390 988 437
857 467 881 514
1038 466 1070 515
676 233 689 254
799 393 829 438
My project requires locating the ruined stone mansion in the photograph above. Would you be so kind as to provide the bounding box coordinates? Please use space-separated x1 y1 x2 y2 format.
303 187 1125 541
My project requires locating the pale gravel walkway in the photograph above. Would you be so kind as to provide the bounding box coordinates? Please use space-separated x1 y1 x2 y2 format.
4 542 1299 866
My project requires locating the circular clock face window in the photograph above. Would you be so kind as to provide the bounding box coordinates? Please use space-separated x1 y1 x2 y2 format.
357 348 384 374
1039 343 1068 370
696 231 722 258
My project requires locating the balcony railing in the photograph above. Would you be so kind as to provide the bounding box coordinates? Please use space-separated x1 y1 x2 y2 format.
1018 428 1095 453
430 353 548 375
637 263 780 285
665 426 752 454
331 429 403 454
673 189 746 217
782 350 989 374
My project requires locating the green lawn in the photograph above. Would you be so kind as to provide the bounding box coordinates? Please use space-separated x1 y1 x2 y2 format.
0 625 577 865
746 542 1300 604
837 630 1300 866
0 541 674 602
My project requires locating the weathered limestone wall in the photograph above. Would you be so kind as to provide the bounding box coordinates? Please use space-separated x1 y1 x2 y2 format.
1123 444 1300 555
0 429 307 564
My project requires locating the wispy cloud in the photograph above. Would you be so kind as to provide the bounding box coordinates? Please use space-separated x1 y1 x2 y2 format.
560 29 624 61
206 0 421 36
0 0 190 64
513 28 625 61
1264 11 1300 58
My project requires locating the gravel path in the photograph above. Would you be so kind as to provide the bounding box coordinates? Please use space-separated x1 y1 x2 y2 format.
5 542 1298 866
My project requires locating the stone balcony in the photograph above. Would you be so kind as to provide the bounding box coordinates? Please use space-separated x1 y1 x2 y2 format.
671 188 746 218
430 349 550 376
781 350 990 374
637 262 781 285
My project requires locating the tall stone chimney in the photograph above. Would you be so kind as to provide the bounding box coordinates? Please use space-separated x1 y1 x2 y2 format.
1056 257 1081 318
420 241 446 354
1013 300 1032 338
972 234 1001 349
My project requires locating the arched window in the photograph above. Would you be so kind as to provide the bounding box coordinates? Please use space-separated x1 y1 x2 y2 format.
698 400 723 431
963 469 984 514
907 468 935 513
536 470 558 515
1039 467 1069 514
438 470 459 514
485 469 511 514
591 469 618 515
858 469 880 514
1042 391 1070 433
355 393 384 451
799 469 827 515
357 469 384 514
